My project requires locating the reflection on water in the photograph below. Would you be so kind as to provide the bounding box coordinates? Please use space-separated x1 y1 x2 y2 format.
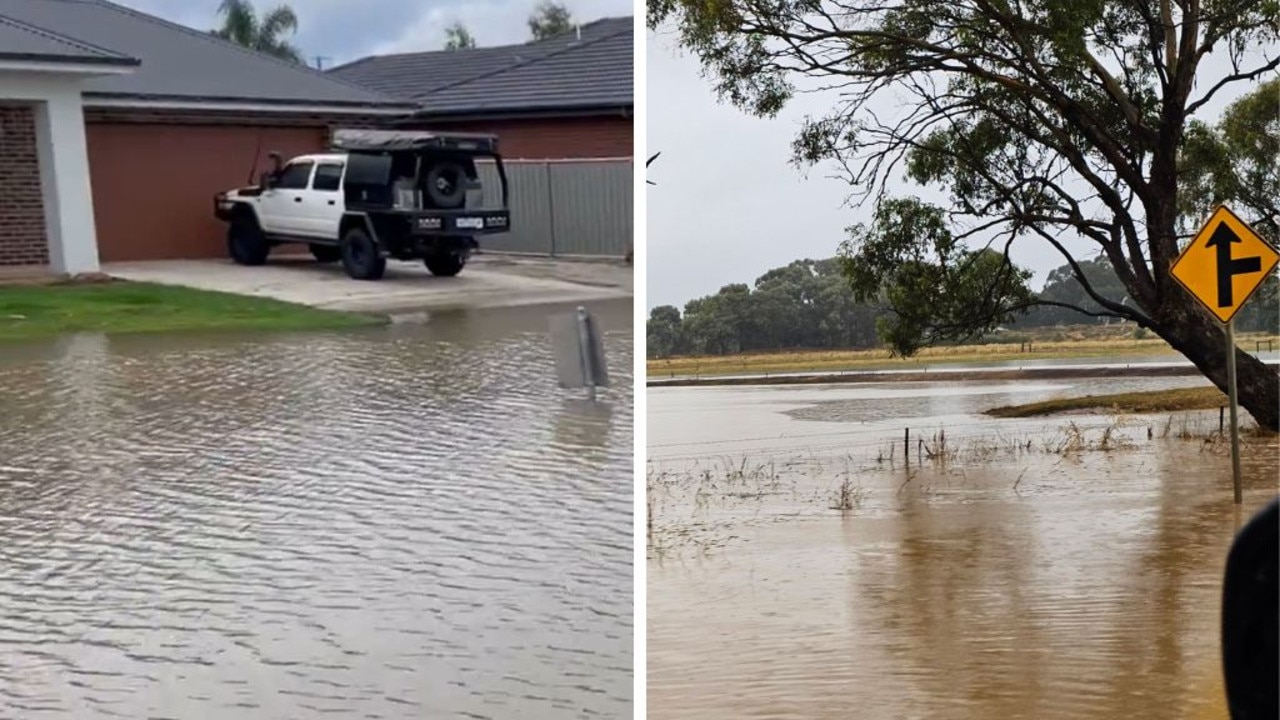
0 302 632 720
648 381 1278 720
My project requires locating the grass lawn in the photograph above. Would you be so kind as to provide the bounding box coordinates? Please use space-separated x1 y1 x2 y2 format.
0 281 382 341
649 327 1280 378
985 386 1229 418
649 340 1177 377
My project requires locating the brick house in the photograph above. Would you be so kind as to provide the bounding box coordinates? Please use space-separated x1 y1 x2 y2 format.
327 17 633 160
0 0 413 273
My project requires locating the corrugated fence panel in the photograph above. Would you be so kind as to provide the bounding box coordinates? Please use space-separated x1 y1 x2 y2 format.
475 159 631 257
476 161 553 254
549 161 633 256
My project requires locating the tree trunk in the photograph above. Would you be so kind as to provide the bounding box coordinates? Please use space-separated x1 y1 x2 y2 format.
1156 299 1280 431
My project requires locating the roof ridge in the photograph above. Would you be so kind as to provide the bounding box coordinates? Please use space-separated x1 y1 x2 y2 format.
0 8 135 60
328 15 632 73
422 21 631 97
87 0 407 105
530 15 623 43
332 42 516 70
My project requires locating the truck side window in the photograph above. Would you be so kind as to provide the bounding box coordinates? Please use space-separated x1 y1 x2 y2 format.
312 163 344 192
276 162 313 190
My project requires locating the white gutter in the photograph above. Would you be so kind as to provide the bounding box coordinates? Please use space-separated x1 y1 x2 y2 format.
84 97 416 116
0 59 137 75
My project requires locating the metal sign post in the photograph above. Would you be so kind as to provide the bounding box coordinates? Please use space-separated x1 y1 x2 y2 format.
549 306 609 401
576 307 597 401
1170 205 1280 504
1225 321 1242 504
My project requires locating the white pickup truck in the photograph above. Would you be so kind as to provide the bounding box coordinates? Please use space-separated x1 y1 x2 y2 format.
214 129 511 281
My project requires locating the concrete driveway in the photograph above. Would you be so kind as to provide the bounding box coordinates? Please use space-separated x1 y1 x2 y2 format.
104 254 633 315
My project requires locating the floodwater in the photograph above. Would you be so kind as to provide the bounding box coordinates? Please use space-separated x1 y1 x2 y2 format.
0 300 632 720
648 375 1279 719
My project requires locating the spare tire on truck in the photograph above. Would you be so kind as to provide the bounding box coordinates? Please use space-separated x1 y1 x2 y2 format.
424 161 468 209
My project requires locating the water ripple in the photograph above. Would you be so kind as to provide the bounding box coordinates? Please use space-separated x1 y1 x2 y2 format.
0 310 632 719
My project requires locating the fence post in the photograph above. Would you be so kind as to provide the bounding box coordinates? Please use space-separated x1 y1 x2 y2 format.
544 161 557 257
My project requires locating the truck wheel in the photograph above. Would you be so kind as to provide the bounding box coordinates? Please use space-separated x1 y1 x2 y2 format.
310 244 341 263
424 252 466 277
228 214 269 266
340 226 385 280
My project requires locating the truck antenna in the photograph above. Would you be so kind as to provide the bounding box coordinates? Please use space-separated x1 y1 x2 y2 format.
246 129 264 186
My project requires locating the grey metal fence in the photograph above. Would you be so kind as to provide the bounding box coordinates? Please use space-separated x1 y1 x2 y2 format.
476 158 632 258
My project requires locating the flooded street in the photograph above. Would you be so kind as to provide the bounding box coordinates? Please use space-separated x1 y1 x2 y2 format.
648 376 1279 719
0 300 632 719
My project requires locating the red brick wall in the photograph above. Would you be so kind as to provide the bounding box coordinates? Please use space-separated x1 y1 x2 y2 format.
415 115 632 160
0 105 49 266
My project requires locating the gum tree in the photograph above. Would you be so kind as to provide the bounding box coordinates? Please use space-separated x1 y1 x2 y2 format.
529 1 574 40
649 0 1280 429
444 22 477 50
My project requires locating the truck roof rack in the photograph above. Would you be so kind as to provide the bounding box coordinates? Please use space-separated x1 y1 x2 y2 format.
331 129 499 154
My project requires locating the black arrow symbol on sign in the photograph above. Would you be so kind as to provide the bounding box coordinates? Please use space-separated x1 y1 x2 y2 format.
1204 223 1262 307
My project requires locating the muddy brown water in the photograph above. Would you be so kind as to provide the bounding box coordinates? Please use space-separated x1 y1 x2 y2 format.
648 377 1279 720
0 300 632 720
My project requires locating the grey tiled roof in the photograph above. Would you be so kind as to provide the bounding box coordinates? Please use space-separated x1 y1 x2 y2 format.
0 0 413 110
0 11 138 65
328 16 632 116
329 44 538 100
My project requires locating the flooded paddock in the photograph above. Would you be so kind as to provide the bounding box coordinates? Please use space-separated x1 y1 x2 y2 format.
0 300 633 720
648 375 1278 719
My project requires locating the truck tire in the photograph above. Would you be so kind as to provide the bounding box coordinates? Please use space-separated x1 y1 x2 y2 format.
340 226 385 280
310 244 341 263
228 213 269 266
424 252 466 277
424 161 467 209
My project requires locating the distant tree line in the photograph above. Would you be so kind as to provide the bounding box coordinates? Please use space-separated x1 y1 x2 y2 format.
648 259 884 357
1011 256 1278 332
647 256 1279 359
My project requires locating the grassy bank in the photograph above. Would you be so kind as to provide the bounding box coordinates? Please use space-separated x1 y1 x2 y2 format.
0 281 381 341
986 387 1229 418
649 326 1280 378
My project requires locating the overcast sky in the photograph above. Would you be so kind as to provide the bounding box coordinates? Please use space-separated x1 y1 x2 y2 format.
646 24 1276 312
115 0 632 67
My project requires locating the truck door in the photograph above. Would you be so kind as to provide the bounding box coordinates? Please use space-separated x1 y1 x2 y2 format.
258 160 314 235
303 161 346 238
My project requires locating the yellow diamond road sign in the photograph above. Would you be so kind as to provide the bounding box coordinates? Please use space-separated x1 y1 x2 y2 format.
1170 205 1280 324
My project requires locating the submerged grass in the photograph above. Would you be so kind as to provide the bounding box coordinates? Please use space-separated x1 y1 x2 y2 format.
0 281 381 341
648 412 1276 559
986 387 1228 418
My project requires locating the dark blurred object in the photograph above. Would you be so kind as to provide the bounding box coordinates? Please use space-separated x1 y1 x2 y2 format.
647 152 661 185
633 152 659 262
1222 497 1279 719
